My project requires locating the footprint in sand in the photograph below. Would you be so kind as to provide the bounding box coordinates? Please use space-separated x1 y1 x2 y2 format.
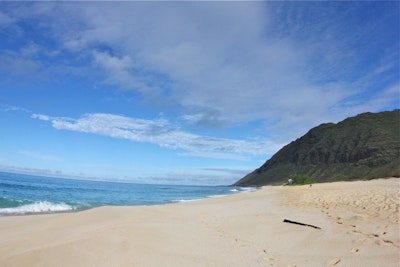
382 239 394 245
216 229 224 237
257 249 267 255
328 258 341 266
258 249 277 265
214 228 248 248
351 248 359 254
232 237 247 247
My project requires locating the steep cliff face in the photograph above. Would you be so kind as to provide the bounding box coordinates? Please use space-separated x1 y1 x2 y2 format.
235 110 400 186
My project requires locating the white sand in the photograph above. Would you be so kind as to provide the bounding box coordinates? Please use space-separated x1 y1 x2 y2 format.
0 178 398 267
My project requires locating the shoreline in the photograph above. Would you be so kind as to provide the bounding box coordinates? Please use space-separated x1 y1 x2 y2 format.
1 178 398 266
0 183 258 218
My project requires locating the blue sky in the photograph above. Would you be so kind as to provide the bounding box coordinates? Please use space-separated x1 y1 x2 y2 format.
0 1 399 185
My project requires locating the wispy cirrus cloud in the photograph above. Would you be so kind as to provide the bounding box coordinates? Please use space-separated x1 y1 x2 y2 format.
2 1 398 141
60 3 400 134
31 113 282 160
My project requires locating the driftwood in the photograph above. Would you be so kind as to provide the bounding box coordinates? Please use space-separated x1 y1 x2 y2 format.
283 219 321 229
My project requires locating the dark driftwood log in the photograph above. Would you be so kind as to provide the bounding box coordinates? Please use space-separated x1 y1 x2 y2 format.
283 219 321 229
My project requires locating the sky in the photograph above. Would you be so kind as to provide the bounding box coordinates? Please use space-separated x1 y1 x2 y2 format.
0 1 399 185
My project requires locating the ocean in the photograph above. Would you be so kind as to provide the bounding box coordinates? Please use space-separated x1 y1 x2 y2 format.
0 172 252 216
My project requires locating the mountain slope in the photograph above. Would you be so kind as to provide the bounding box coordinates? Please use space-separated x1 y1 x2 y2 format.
235 110 400 186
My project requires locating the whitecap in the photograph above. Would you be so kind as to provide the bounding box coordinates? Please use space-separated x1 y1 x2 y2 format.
0 201 76 215
207 194 228 198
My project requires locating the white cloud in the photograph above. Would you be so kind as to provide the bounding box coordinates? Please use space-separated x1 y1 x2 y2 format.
177 151 249 161
4 2 399 144
2 105 30 113
50 2 395 127
32 112 282 159
92 50 139 90
31 114 50 121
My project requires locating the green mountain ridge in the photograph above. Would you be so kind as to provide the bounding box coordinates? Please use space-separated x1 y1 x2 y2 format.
234 110 400 186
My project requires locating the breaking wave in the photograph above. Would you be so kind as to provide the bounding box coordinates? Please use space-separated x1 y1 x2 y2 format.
0 201 77 216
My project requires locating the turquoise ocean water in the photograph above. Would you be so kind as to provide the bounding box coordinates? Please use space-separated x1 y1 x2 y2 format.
0 172 252 216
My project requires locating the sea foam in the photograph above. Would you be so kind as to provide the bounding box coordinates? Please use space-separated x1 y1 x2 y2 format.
0 201 76 215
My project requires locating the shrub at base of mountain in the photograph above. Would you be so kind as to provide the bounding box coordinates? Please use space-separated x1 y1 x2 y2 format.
288 174 314 186
234 110 400 186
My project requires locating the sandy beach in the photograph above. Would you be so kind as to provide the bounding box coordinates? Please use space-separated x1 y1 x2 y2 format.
0 178 398 267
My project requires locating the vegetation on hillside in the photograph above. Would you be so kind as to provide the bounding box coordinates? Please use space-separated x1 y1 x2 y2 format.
235 110 400 186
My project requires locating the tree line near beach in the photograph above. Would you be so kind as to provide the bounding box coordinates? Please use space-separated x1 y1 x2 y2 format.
235 110 400 186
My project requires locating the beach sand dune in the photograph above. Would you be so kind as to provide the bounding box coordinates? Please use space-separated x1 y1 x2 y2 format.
0 178 398 267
